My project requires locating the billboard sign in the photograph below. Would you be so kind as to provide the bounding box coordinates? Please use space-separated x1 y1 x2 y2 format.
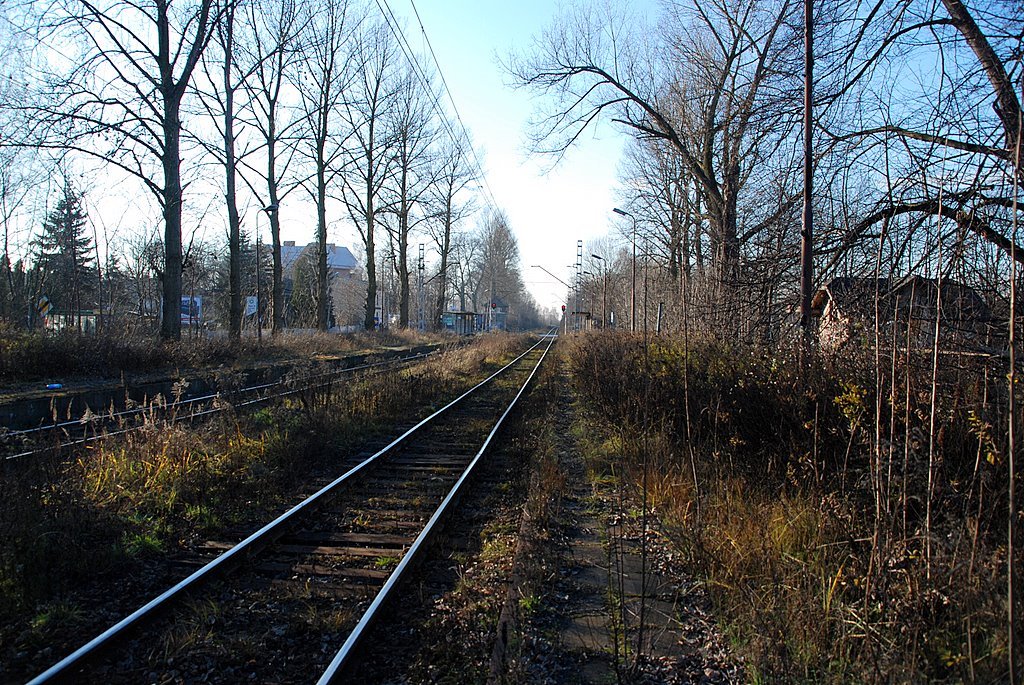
180 296 201 325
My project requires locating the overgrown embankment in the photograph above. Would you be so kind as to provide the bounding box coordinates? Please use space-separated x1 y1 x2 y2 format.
0 326 446 384
0 334 525 679
567 333 1016 683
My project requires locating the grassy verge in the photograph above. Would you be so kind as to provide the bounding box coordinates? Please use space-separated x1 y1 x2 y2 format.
567 333 1013 683
0 333 526 671
0 325 448 384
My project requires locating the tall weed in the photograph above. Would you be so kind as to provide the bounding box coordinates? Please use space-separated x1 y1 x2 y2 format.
568 333 1012 682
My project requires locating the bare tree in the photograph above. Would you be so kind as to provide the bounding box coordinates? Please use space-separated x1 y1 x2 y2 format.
380 63 438 328
619 137 696 281
193 0 253 339
237 0 303 334
472 210 526 321
0 145 40 324
0 15 41 325
428 135 476 328
26 0 221 339
293 0 354 331
825 0 1024 269
340 19 398 330
117 228 164 330
508 1 803 294
450 228 479 312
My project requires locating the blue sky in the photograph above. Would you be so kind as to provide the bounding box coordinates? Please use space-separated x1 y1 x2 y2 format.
386 0 658 311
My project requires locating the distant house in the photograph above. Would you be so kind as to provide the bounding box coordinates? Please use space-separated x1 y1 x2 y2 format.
281 241 359 278
811 275 992 352
280 241 364 327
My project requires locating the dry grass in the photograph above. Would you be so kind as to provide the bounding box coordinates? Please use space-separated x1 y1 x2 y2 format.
0 327 449 383
567 333 1014 683
0 332 528 664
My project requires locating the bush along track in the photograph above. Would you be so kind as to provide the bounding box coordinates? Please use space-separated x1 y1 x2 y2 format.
564 332 1016 683
489 345 741 684
0 333 527 683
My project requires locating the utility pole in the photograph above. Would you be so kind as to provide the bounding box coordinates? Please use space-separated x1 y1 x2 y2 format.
800 0 814 350
417 243 425 331
256 232 262 341
613 208 637 332
576 240 583 332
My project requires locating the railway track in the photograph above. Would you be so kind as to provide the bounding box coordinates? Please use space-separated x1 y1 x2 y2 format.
1 348 438 461
27 332 555 683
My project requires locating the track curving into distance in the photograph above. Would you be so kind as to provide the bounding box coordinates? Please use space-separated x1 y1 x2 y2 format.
28 331 556 684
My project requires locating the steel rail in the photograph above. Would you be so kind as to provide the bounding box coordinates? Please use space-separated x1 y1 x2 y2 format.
3 350 437 462
317 330 556 683
5 348 438 439
26 336 548 684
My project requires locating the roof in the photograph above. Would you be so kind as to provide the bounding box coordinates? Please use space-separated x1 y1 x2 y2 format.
810 277 889 316
812 275 991 322
892 274 989 315
281 242 358 272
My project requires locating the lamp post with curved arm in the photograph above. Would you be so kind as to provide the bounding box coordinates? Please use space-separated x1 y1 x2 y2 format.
613 207 636 332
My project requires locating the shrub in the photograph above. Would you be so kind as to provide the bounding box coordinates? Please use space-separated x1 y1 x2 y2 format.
567 332 1013 682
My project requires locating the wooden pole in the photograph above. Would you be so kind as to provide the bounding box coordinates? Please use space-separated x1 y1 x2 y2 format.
800 0 814 346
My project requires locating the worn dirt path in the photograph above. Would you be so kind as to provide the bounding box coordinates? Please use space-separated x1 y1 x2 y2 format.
493 353 741 684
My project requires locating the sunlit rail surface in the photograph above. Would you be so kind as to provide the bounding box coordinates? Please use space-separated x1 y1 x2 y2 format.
27 331 555 683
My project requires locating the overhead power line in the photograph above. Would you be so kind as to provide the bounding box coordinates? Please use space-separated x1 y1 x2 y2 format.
406 0 500 209
374 0 500 212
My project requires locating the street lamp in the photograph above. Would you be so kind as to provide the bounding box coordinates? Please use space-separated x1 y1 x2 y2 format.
255 203 279 340
613 207 637 332
591 254 608 328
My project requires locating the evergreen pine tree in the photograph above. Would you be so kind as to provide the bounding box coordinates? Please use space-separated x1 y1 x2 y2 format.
35 184 96 321
212 232 271 329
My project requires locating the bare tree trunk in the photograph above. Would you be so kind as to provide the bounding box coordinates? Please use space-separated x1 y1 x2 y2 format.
221 5 242 340
800 0 814 345
396 163 410 327
434 201 451 330
363 177 377 330
316 150 329 331
398 212 409 327
267 144 284 333
718 163 740 286
1008 105 1021 685
161 96 184 341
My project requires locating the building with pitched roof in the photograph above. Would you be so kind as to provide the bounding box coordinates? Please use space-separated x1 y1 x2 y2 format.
811 275 993 352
